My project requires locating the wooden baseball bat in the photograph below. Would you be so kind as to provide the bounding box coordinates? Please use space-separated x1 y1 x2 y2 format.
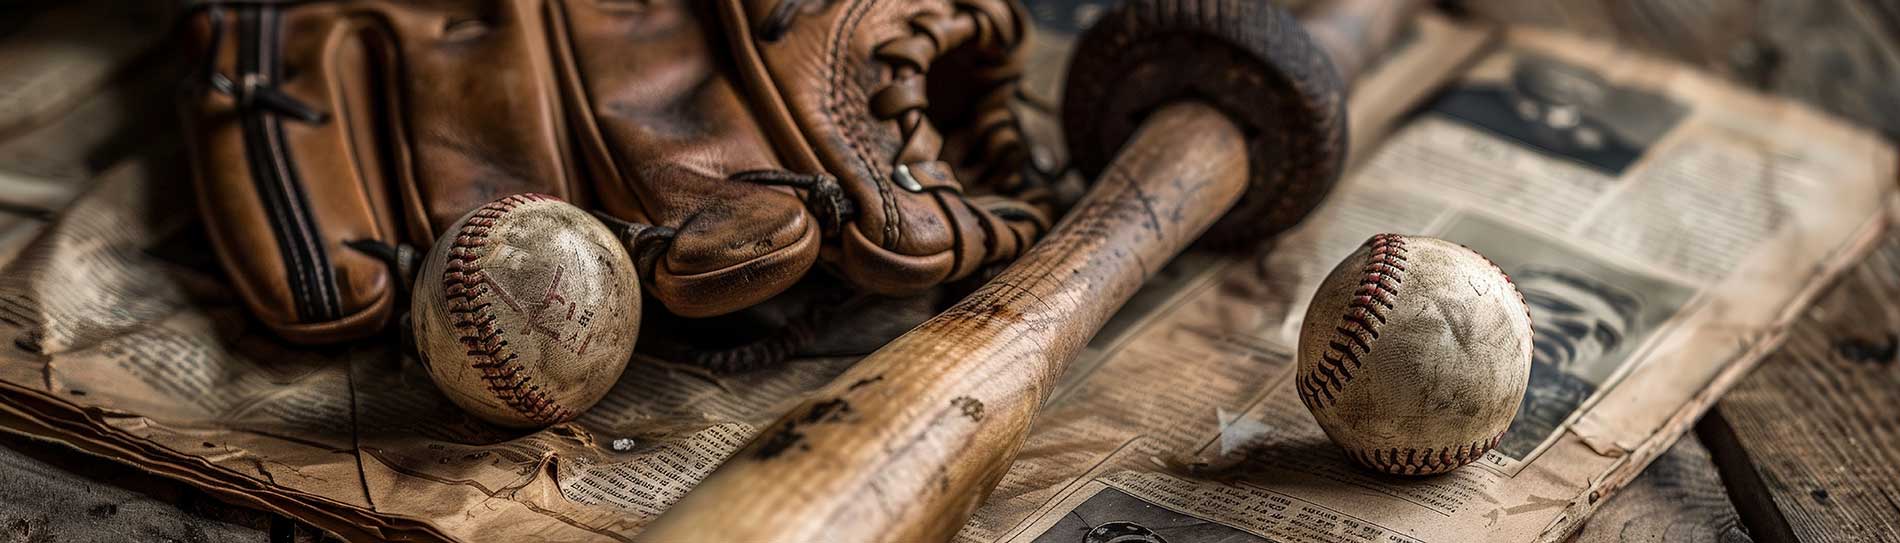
646 102 1247 542
640 1 1415 540
1302 0 1426 84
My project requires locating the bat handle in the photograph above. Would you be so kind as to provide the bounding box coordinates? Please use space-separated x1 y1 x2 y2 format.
1303 0 1427 84
638 102 1249 542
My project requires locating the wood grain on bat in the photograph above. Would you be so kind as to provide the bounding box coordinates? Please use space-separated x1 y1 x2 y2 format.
639 102 1248 542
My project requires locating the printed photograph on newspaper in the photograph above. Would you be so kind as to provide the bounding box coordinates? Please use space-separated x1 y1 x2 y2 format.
961 24 1892 543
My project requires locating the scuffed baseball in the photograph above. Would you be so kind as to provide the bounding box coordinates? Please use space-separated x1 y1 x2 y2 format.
1297 234 1532 475
411 194 639 428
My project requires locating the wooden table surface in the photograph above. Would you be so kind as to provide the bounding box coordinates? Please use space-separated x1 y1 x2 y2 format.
0 1 1894 541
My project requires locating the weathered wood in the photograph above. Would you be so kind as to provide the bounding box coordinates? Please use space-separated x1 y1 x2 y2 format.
640 102 1250 543
1743 0 1900 141
1569 431 1753 543
1703 239 1900 542
0 431 282 542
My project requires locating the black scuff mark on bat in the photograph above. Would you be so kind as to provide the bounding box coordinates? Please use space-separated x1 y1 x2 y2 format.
951 396 984 421
803 398 853 423
847 374 884 391
1129 176 1164 236
754 398 856 460
936 466 951 495
753 425 807 460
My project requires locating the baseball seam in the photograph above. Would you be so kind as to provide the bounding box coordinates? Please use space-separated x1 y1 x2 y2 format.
1345 431 1505 475
442 193 575 425
1299 233 1408 410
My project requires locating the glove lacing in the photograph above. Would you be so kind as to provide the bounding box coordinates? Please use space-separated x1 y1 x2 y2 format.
756 0 1052 215
590 211 679 286
875 2 1040 197
192 6 330 125
729 170 856 237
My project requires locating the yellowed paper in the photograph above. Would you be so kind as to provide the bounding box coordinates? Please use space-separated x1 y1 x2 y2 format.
958 26 1893 543
0 9 1889 543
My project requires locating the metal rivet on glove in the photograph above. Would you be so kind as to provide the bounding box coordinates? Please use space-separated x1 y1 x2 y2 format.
892 163 925 192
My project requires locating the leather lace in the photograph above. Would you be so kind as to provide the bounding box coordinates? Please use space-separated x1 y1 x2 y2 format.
591 211 678 286
758 0 1043 206
344 239 422 295
868 1 1034 198
194 6 330 124
729 170 856 237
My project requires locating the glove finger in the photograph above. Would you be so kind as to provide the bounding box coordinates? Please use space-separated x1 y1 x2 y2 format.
186 5 400 343
838 163 1045 293
382 1 583 240
554 0 818 317
643 166 821 318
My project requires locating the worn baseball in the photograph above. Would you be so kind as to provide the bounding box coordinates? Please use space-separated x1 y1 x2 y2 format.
1297 234 1532 475
411 194 640 428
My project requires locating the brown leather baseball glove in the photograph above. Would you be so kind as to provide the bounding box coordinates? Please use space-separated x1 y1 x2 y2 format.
182 0 1047 344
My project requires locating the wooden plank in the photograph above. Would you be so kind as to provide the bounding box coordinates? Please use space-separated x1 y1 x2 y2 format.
1569 432 1753 543
1743 0 1900 141
0 431 343 542
0 431 267 542
1704 238 1900 542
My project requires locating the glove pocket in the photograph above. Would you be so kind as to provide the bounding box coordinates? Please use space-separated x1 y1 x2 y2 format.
184 6 403 343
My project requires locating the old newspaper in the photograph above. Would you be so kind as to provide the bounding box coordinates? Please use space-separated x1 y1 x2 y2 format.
0 4 1892 542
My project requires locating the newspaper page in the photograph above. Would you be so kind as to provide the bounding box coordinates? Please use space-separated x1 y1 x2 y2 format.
0 4 1466 540
954 27 1895 543
0 149 891 540
0 5 1491 542
0 7 1890 543
0 1 178 264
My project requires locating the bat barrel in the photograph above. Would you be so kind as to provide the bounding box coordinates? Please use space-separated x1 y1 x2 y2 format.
639 102 1250 542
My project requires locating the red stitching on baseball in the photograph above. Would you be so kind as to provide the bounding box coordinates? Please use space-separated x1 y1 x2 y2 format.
442 194 575 425
1345 431 1505 475
1300 234 1408 410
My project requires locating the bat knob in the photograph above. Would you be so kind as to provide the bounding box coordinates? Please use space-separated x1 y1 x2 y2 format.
1062 0 1348 247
